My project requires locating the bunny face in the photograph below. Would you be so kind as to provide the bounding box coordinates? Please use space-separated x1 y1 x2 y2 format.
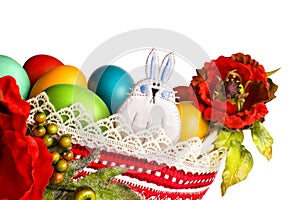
132 79 176 104
117 49 181 144
131 48 177 104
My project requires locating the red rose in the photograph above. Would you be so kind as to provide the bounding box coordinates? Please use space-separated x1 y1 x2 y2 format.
0 76 53 200
191 53 276 129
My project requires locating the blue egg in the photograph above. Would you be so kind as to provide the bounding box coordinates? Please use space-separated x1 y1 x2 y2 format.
88 65 134 114
0 55 30 99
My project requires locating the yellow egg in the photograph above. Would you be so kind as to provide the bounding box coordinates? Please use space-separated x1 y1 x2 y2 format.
176 101 209 141
29 65 87 98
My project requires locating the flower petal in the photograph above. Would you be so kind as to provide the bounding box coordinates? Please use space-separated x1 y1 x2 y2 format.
0 76 52 200
28 138 53 199
243 80 270 111
0 130 34 199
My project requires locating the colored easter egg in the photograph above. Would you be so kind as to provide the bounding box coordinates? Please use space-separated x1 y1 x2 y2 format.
88 65 134 114
23 54 63 86
176 101 209 141
29 65 87 98
45 84 110 121
0 55 30 99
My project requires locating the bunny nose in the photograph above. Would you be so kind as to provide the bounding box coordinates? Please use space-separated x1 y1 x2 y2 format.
152 88 159 95
151 88 159 103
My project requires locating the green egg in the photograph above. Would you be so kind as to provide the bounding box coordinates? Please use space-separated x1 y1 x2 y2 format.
0 55 30 99
45 84 110 122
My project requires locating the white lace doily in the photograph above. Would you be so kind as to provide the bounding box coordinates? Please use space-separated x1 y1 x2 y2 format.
26 92 226 174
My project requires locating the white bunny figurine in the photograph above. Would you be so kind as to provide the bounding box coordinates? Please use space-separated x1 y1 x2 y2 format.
117 49 181 144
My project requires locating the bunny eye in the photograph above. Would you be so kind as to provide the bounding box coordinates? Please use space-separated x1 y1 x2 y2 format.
161 90 170 99
140 85 148 94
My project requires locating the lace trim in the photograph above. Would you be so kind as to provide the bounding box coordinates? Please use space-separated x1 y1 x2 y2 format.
26 92 226 174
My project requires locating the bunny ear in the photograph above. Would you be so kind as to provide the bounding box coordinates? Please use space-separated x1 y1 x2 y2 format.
159 52 175 81
146 49 159 79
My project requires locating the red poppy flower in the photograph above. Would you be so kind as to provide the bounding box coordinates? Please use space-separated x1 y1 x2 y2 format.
190 53 277 129
0 76 53 200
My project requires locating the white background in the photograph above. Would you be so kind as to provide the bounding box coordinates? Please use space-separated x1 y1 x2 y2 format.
0 0 298 199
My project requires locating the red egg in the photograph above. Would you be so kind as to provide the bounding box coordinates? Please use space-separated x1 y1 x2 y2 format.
23 54 63 86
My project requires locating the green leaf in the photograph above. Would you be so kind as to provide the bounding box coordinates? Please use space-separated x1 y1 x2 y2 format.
70 168 141 200
69 147 103 174
47 148 104 191
51 191 73 200
221 140 253 196
214 129 244 149
251 121 274 160
96 184 143 200
267 68 280 77
46 167 125 191
43 188 54 200
45 167 142 200
46 167 76 191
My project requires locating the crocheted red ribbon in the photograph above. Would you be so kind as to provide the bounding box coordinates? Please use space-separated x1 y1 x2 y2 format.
114 180 209 200
71 144 217 199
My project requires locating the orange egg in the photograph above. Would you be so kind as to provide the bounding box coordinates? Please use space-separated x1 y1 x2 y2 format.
29 65 87 98
176 101 209 141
